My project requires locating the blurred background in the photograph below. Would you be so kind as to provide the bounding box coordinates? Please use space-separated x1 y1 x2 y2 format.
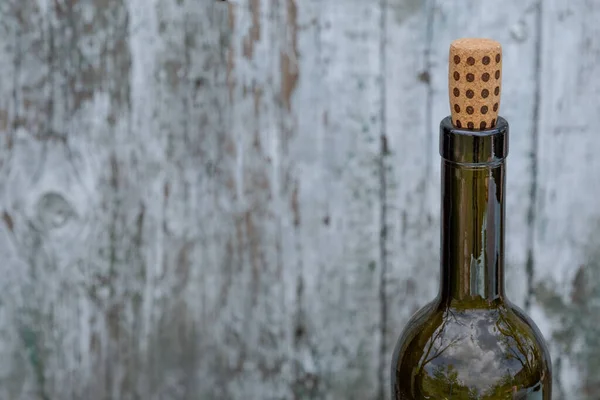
0 0 598 399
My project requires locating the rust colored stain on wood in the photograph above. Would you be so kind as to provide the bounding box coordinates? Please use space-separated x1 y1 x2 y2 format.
291 181 300 227
244 210 262 306
280 0 298 111
175 241 193 293
243 0 261 59
2 211 13 232
0 110 8 131
228 3 236 102
164 182 170 200
254 85 262 117
253 85 263 149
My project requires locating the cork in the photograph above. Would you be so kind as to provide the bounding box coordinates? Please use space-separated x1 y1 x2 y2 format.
448 38 502 130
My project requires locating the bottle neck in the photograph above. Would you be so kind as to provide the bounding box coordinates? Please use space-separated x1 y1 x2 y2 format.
440 160 505 303
438 116 509 306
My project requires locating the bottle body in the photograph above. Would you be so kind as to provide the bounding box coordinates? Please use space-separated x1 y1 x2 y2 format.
391 117 551 399
391 298 551 399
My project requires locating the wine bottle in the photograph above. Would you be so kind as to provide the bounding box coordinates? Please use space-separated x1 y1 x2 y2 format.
390 38 552 399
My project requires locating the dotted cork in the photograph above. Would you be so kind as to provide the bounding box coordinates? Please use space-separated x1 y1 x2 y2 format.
448 38 502 130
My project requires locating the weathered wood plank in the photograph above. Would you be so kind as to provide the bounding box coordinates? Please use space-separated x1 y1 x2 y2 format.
198 0 295 397
1 0 134 398
126 0 224 398
534 1 600 398
280 1 325 397
289 1 384 398
0 4 29 399
382 0 432 398
129 0 298 398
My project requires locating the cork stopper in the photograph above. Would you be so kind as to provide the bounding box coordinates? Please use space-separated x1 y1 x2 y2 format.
448 38 502 130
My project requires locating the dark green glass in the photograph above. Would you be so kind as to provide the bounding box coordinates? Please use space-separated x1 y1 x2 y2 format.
391 117 552 399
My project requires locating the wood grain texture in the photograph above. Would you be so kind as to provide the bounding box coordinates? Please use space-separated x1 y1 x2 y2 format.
533 0 600 398
0 0 597 399
291 2 383 398
383 0 434 399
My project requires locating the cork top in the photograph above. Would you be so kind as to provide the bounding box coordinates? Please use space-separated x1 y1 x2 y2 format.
448 38 502 130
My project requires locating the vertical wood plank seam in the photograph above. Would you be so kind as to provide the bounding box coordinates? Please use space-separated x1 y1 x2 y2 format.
378 0 388 397
525 0 542 312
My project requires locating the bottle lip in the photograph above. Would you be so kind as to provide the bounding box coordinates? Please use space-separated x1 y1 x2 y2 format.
439 116 509 164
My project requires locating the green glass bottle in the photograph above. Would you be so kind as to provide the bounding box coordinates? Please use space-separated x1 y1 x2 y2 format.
391 39 552 399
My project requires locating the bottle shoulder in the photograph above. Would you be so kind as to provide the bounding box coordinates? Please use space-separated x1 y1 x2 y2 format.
391 300 551 399
391 300 440 360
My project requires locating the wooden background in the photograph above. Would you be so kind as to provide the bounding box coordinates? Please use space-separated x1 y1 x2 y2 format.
0 0 599 399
